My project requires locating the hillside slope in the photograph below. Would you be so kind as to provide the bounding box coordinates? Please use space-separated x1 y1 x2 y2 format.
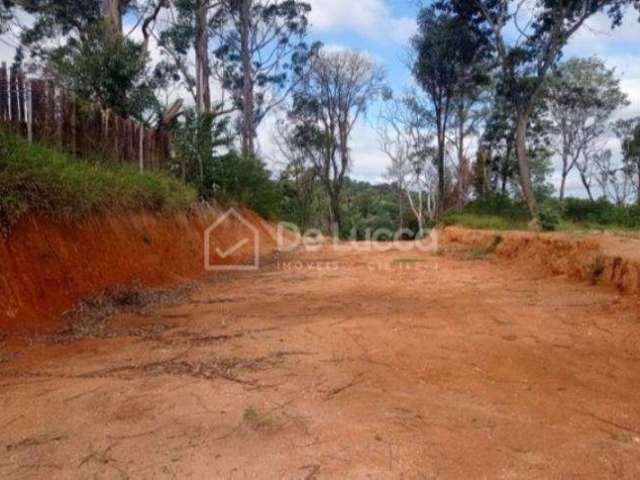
0 208 279 333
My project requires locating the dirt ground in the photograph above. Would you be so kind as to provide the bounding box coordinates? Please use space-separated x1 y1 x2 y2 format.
1 240 640 479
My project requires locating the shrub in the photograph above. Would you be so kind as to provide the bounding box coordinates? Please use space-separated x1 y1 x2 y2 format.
563 198 640 229
443 213 526 231
540 200 562 231
213 153 281 219
463 195 529 221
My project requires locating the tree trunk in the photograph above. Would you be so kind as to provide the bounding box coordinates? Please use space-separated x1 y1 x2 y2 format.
240 0 254 158
559 170 567 202
417 191 424 236
436 130 446 221
195 0 211 115
457 103 465 211
102 0 123 33
515 113 539 225
328 190 342 236
579 171 594 201
397 186 404 231
406 190 423 237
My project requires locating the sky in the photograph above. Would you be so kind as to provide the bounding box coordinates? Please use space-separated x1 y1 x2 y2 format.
291 0 640 198
1 1 639 198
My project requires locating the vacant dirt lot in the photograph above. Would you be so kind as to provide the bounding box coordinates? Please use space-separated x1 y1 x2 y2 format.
1 240 640 479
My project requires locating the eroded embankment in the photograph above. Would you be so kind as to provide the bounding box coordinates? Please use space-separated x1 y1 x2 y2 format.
442 227 640 295
0 207 278 333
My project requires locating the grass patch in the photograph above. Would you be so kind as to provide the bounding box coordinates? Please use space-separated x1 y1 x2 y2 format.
450 196 640 234
445 213 527 231
0 130 196 232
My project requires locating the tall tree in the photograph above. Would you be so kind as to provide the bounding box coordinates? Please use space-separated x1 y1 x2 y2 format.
215 0 317 157
195 0 211 114
160 0 228 114
273 119 320 231
16 1 170 120
546 57 628 200
616 117 640 204
290 49 385 232
379 92 437 232
101 0 129 32
411 6 489 219
18 0 104 59
18 1 169 61
0 1 14 33
439 0 636 226
591 148 634 205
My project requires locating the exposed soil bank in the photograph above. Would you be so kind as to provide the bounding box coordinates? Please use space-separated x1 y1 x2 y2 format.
1 242 640 478
442 227 640 295
0 207 278 333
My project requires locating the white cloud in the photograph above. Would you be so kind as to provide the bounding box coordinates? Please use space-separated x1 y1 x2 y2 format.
567 11 640 54
349 122 389 183
306 0 416 44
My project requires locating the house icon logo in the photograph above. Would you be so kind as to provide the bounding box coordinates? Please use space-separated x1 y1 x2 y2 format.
204 208 260 271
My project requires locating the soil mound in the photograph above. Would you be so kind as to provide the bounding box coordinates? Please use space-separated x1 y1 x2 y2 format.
0 207 278 333
442 227 640 295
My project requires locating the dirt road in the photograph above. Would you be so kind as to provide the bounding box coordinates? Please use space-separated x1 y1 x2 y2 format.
1 241 640 478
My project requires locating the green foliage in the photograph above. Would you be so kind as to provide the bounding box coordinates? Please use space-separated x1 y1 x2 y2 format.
529 148 556 202
562 198 640 229
444 213 526 231
214 153 280 219
19 0 104 57
0 130 196 232
214 0 317 123
341 180 400 239
539 200 561 231
52 22 158 120
463 195 529 221
172 109 232 198
172 112 279 219
276 176 409 239
277 169 322 231
0 1 12 34
412 5 491 105
447 194 640 232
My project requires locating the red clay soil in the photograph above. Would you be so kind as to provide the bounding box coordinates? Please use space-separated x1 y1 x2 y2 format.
443 227 640 295
1 233 640 478
0 207 279 333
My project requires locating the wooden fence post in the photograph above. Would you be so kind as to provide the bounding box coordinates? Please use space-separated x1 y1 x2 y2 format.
0 63 7 122
26 81 33 143
17 69 25 125
9 65 18 124
139 123 144 172
1 68 174 170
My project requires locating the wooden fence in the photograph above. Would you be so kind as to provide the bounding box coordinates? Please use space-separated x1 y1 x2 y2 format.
0 63 171 170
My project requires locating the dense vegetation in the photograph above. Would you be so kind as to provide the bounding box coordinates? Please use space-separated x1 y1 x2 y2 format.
1 1 640 236
0 131 196 232
445 196 640 232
